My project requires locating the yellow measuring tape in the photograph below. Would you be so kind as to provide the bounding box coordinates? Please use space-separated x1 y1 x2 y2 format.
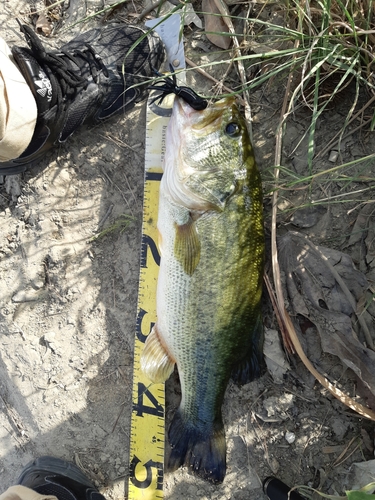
128 15 184 497
128 102 171 500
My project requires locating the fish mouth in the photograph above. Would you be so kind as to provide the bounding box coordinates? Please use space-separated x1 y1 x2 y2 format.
175 96 236 130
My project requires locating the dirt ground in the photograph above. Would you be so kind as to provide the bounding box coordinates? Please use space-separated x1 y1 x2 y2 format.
1 1 375 499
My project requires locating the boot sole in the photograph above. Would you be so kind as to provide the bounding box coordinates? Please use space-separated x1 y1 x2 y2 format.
17 456 96 488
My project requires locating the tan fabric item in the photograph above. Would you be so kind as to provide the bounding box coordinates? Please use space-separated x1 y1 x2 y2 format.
0 485 57 500
0 37 37 162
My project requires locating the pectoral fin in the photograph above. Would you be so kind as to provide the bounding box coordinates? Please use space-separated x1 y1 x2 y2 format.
174 218 201 276
141 325 175 383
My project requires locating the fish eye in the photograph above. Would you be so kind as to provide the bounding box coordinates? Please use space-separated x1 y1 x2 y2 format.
225 122 241 137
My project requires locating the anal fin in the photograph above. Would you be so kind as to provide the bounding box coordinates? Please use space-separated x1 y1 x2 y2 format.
140 325 175 383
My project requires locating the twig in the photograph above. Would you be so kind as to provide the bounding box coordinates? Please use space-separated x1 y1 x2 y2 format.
213 0 253 139
62 0 131 31
332 436 360 467
12 322 26 341
112 402 126 433
250 411 276 473
74 453 94 479
30 0 65 14
2 424 26 451
185 57 246 106
98 133 141 154
312 186 374 204
271 41 298 320
136 0 166 22
97 204 114 231
300 410 330 469
122 171 140 210
264 272 294 354
316 94 375 159
100 169 133 214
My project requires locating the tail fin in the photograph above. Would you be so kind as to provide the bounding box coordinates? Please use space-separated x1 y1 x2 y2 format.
167 409 226 483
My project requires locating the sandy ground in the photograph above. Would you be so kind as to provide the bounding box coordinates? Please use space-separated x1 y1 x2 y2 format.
1 1 375 499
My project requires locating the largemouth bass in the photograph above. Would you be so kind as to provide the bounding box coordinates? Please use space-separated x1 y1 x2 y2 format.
141 95 265 483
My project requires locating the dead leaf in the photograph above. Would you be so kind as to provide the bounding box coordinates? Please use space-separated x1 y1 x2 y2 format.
202 0 231 49
360 428 374 453
182 3 203 28
157 1 203 28
290 205 327 229
278 231 375 402
264 328 290 384
346 203 375 275
356 204 375 268
36 12 51 36
348 460 375 490
348 204 373 247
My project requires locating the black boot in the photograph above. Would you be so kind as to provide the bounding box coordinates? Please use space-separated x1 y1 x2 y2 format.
17 456 107 500
0 23 165 175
